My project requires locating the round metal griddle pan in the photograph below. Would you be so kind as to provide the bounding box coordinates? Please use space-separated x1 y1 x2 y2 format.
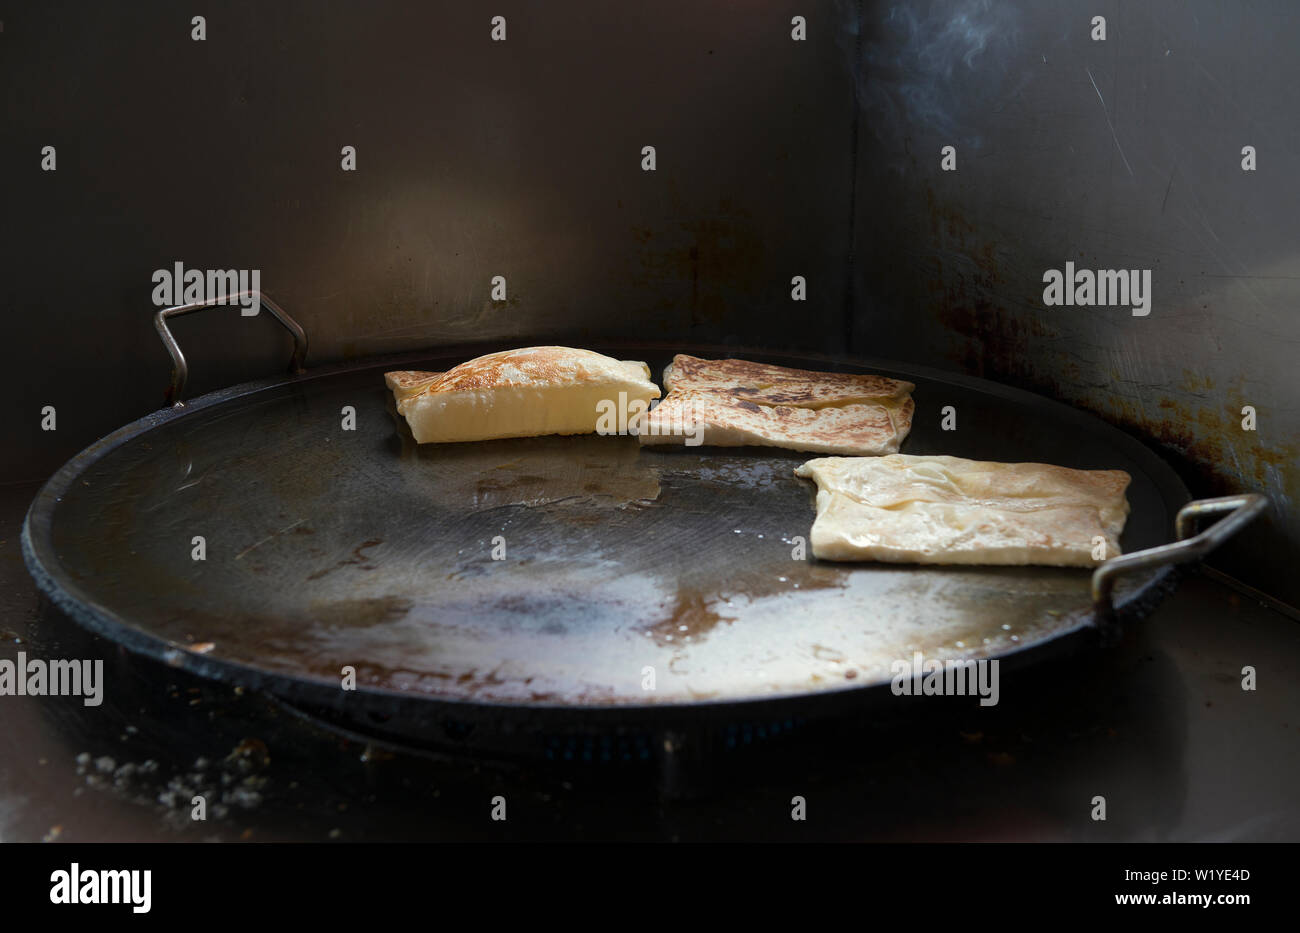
34 297 1265 759
24 337 1193 732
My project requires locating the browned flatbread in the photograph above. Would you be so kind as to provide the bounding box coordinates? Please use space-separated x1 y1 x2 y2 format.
638 355 914 455
662 355 909 406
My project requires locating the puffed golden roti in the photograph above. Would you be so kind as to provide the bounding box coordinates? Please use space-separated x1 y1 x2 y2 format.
388 347 660 444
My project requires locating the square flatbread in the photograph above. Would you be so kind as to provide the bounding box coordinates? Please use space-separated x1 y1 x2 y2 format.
794 454 1131 566
638 355 914 455
387 347 660 444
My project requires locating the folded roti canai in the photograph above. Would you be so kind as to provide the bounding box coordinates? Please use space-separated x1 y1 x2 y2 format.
638 355 914 455
794 454 1131 566
388 347 660 444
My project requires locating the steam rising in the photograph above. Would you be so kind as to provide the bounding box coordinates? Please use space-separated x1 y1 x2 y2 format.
840 0 1022 149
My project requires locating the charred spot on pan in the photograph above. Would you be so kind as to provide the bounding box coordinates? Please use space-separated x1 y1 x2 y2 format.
306 538 383 581
640 590 738 647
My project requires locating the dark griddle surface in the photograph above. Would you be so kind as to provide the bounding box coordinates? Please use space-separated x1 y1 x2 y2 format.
23 347 1186 717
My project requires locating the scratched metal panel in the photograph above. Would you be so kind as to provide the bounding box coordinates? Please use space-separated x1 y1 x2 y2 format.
848 0 1300 604
0 0 853 480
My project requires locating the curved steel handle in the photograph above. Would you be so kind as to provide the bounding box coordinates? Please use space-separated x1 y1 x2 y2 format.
154 290 308 407
1092 493 1269 625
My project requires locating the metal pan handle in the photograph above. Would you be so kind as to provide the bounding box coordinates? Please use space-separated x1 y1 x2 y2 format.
154 290 308 407
1092 493 1268 625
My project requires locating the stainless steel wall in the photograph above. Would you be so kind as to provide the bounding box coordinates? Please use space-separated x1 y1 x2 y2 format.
849 0 1300 602
2 0 853 466
2 1 1296 601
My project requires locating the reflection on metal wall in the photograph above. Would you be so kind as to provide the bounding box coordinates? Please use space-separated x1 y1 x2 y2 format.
850 0 1299 602
2 0 853 478
1 1 1295 601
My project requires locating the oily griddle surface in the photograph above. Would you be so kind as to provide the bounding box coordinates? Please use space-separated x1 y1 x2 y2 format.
36 349 1179 708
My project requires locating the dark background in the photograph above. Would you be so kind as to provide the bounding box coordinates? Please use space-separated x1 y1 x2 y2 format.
2 0 1297 603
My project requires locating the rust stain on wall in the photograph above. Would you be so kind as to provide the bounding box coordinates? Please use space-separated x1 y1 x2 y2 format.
1112 395 1293 504
909 193 1292 599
